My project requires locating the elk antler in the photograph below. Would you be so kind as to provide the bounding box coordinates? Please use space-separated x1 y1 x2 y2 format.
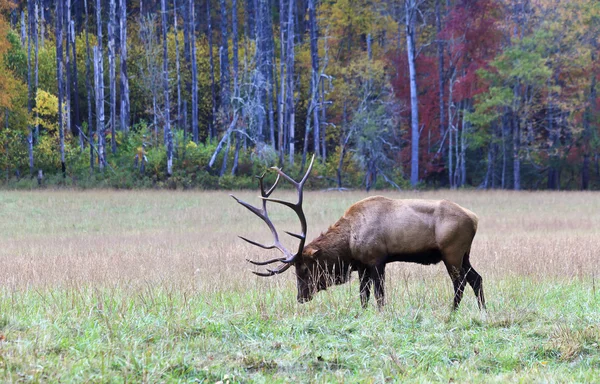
231 155 316 277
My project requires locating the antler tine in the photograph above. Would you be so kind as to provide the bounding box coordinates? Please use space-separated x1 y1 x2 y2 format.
230 172 297 268
252 262 293 277
232 156 315 277
261 154 316 257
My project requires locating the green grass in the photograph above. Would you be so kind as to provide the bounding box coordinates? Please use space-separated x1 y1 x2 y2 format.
1 190 599 382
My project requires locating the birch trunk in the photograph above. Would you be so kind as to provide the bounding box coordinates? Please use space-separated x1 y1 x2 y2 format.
308 0 319 159
174 0 182 130
207 0 217 140
278 0 286 162
435 0 445 156
219 0 230 115
34 1 40 140
287 0 295 165
120 0 130 133
190 0 199 142
70 11 82 148
84 0 94 171
94 0 106 170
27 0 33 174
108 0 117 154
161 0 173 175
56 1 66 176
65 0 72 139
93 46 105 171
406 0 419 187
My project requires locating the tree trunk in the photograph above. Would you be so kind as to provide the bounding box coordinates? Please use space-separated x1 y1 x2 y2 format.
108 0 117 154
56 0 66 177
95 0 106 170
308 0 319 159
120 0 130 133
84 0 94 171
207 0 217 141
64 0 72 141
278 0 286 162
219 0 230 115
27 0 34 175
232 0 239 98
435 0 445 159
406 0 419 187
321 77 327 159
190 0 199 142
93 46 106 171
68 0 81 147
161 0 173 175
34 0 40 141
447 68 455 187
287 0 295 165
174 0 182 130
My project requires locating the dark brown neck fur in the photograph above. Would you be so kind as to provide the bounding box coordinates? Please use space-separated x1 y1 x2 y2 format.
306 217 352 261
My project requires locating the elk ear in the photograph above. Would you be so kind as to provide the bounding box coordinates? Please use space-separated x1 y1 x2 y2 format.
304 247 321 258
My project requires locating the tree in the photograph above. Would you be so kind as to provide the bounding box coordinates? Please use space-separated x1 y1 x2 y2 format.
161 0 173 175
120 0 130 133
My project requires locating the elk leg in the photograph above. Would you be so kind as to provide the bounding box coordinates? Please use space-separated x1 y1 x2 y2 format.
445 263 467 310
371 265 386 309
358 267 371 308
463 261 486 310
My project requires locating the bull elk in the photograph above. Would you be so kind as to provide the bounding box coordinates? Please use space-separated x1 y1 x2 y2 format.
231 156 485 310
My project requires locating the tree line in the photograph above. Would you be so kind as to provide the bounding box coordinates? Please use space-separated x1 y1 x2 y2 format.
0 0 598 190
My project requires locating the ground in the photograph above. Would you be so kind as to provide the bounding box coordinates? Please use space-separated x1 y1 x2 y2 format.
0 189 599 382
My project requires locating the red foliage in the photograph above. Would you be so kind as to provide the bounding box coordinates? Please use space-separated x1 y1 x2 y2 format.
389 0 503 182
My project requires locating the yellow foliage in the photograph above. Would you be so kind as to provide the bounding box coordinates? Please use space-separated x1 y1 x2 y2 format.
33 89 59 132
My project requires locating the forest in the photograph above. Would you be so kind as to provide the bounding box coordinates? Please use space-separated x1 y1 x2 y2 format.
0 0 598 190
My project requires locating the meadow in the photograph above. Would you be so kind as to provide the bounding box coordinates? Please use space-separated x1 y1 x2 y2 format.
0 189 599 383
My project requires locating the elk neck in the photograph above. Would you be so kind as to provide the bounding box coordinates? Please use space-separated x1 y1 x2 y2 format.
305 217 352 261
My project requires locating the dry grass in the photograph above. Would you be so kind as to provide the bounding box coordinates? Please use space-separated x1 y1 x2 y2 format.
1 189 599 289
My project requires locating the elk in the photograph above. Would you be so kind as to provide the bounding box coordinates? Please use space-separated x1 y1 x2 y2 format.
231 156 485 310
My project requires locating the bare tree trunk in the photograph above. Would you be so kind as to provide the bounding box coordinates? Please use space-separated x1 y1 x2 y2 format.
68 0 81 148
448 69 455 188
27 0 34 175
219 0 230 116
174 0 182 130
286 0 295 165
39 0 45 47
406 0 419 187
21 11 26 46
34 0 40 141
94 0 106 170
64 0 72 141
189 0 199 142
120 0 130 133
321 77 326 159
278 0 286 162
108 0 117 154
56 0 66 177
435 0 445 159
308 0 319 159
93 47 105 171
161 0 173 175
84 0 94 171
207 0 216 141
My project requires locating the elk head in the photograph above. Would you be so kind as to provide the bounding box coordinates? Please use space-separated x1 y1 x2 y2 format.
231 155 333 303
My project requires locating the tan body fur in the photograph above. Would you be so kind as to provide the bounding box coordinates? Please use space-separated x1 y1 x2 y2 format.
300 196 485 310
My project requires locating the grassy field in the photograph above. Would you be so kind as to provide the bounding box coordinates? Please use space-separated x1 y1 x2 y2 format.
0 189 599 383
